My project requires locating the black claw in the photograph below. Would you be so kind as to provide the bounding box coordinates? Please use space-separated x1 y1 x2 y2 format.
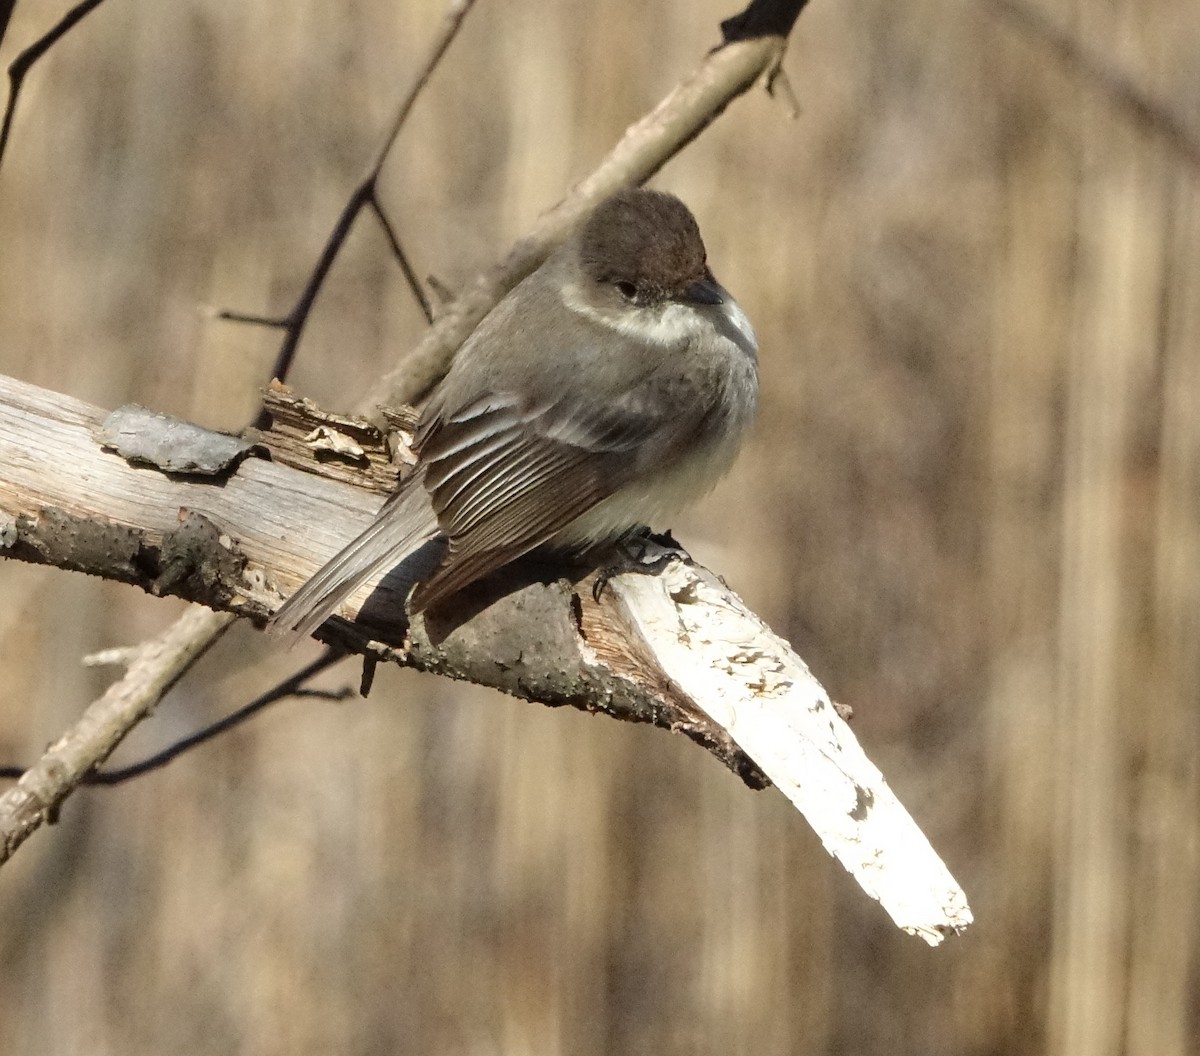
591 569 611 603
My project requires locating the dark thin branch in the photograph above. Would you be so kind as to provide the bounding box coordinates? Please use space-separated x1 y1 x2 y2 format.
425 274 456 308
0 650 350 784
215 309 291 329
986 0 1200 167
371 198 434 324
721 0 808 43
362 0 477 177
241 0 477 428
0 0 108 172
252 180 372 409
0 1 16 55
87 649 351 784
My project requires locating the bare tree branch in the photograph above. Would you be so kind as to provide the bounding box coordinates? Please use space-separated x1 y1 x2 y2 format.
0 372 973 942
370 197 433 324
0 1 15 54
0 0 108 172
0 373 764 780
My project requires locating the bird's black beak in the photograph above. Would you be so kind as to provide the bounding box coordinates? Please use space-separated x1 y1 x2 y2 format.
680 276 724 306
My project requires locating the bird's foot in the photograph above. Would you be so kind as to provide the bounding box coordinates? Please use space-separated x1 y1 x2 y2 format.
590 527 691 603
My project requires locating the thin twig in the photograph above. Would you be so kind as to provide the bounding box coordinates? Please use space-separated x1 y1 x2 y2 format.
371 198 434 324
0 649 349 785
244 0 477 427
985 0 1200 167
215 309 290 329
85 649 351 784
0 0 109 172
363 0 477 178
251 181 371 407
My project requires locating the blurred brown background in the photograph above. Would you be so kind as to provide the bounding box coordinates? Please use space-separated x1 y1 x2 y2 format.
1 0 1197 1052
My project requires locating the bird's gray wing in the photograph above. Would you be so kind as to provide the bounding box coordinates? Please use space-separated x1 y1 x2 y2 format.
410 385 676 611
266 465 439 640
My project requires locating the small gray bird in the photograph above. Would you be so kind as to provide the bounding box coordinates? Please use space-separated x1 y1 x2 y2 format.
269 188 758 638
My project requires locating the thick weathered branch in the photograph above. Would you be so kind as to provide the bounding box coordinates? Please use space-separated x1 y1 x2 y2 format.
0 374 766 777
0 372 973 943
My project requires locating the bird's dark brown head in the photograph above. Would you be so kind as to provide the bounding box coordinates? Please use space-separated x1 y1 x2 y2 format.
579 189 719 306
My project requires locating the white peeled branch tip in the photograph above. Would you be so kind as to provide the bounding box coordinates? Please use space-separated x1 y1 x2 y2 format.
609 560 973 946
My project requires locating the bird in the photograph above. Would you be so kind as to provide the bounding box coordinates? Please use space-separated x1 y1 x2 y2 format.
268 187 758 639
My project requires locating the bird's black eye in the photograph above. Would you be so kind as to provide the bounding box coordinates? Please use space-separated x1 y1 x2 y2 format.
614 280 638 301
